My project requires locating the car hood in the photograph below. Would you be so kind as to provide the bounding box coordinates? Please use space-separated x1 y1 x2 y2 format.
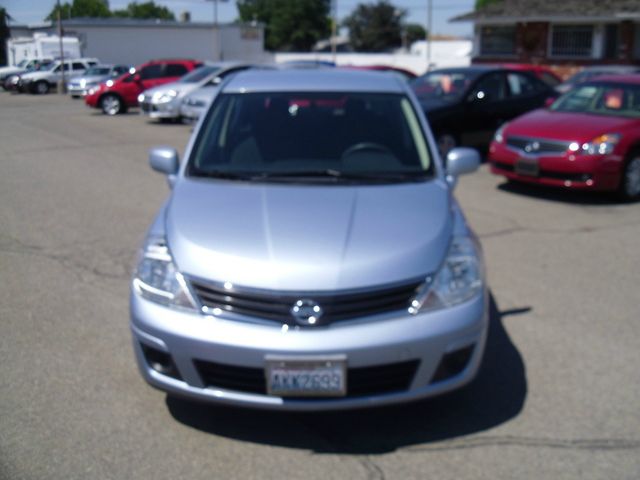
506 109 638 141
21 71 50 80
69 74 108 84
0 66 24 77
166 179 452 291
144 82 194 99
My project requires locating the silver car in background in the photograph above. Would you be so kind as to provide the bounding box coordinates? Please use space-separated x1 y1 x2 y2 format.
139 62 255 122
131 69 486 411
67 64 131 98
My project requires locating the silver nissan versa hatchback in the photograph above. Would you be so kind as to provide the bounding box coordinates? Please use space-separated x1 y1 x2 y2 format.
130 69 486 411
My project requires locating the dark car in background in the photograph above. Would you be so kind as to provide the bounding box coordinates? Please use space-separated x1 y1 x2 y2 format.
341 64 417 81
556 65 640 94
410 66 557 156
84 58 202 115
489 75 640 200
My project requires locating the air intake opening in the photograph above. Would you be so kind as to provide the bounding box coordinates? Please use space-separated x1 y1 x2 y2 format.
430 345 474 384
141 343 182 380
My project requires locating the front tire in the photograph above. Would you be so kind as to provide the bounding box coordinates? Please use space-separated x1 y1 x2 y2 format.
618 151 640 201
101 94 123 115
34 81 49 95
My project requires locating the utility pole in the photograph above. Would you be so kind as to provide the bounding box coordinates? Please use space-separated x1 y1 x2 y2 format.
330 0 337 64
426 0 432 72
57 0 66 94
207 0 223 61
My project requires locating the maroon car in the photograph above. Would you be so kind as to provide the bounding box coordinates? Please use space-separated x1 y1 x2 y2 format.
489 75 640 200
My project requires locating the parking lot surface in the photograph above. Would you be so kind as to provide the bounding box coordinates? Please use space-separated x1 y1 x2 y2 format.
1 92 639 479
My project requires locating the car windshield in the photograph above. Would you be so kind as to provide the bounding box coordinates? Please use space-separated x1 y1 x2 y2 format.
188 92 433 183
16 59 28 68
551 83 640 118
85 67 111 76
179 65 221 83
410 71 477 102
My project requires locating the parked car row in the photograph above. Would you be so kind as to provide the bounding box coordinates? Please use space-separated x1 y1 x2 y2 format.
4 57 638 200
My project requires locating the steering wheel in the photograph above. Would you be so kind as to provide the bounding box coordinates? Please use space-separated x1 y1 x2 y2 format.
341 142 392 159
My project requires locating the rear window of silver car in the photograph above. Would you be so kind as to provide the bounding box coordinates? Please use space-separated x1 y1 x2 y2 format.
188 92 433 182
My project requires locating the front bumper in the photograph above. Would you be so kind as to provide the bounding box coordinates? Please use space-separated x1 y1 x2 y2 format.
180 103 205 120
489 142 623 191
130 288 488 411
67 84 93 97
140 99 181 119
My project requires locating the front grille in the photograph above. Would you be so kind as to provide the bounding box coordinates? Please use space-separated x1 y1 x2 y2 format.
189 279 422 326
194 359 420 398
506 136 572 155
141 102 152 112
493 161 592 182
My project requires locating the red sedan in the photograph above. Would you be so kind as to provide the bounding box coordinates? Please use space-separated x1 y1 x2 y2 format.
489 75 640 200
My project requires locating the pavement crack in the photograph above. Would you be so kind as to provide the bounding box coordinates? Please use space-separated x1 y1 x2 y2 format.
404 435 640 453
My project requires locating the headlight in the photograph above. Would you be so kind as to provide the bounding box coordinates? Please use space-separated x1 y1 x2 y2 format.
185 98 206 107
105 79 114 87
409 236 484 314
87 87 97 96
581 133 621 155
133 236 198 310
155 90 178 103
493 123 507 143
137 93 145 103
80 79 86 88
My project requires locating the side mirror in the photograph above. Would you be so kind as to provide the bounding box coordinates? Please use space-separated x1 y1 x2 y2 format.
150 146 179 175
133 74 142 83
446 147 480 188
212 76 222 85
544 96 556 108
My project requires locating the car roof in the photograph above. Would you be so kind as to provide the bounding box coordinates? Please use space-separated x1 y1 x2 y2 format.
222 69 406 93
587 74 640 85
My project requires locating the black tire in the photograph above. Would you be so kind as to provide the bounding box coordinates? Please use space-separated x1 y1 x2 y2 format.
34 81 49 95
100 94 123 116
618 150 640 202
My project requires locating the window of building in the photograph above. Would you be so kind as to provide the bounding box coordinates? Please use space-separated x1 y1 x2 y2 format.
550 25 594 58
480 26 516 56
604 24 620 59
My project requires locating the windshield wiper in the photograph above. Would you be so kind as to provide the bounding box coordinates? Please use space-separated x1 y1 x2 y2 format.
254 169 429 181
190 169 257 180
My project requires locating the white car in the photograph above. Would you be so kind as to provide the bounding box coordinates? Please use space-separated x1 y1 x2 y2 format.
19 58 99 94
138 62 256 122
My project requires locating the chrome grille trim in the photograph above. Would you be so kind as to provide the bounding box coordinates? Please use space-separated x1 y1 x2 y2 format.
188 278 424 326
506 135 572 155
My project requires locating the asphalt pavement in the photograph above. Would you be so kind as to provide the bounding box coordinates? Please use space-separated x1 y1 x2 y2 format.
1 92 639 480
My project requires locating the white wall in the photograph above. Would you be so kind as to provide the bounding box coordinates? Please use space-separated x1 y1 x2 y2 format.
274 40 472 76
61 24 268 66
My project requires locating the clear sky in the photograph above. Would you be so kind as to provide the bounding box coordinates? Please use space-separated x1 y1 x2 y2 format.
2 0 476 37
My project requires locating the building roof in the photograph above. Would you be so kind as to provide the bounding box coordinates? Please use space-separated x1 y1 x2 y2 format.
451 0 640 23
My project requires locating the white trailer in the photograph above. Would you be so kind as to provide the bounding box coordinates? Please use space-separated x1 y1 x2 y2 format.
6 33 81 66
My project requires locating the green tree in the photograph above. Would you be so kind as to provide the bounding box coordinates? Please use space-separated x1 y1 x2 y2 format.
112 2 175 20
46 0 110 21
343 1 404 52
475 0 502 8
404 23 426 46
237 0 331 51
1 8 11 66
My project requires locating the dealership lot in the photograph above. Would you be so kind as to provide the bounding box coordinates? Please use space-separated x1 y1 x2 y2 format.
1 92 639 479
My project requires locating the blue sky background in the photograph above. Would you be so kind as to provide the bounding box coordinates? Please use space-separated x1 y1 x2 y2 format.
2 0 476 37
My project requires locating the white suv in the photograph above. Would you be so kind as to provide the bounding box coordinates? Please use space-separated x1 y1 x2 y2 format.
19 58 99 94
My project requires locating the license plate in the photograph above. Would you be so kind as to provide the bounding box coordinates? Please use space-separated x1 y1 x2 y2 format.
265 355 347 397
515 157 539 176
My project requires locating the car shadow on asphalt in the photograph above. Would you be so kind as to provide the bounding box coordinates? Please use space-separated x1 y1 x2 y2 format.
166 294 529 454
497 180 622 206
